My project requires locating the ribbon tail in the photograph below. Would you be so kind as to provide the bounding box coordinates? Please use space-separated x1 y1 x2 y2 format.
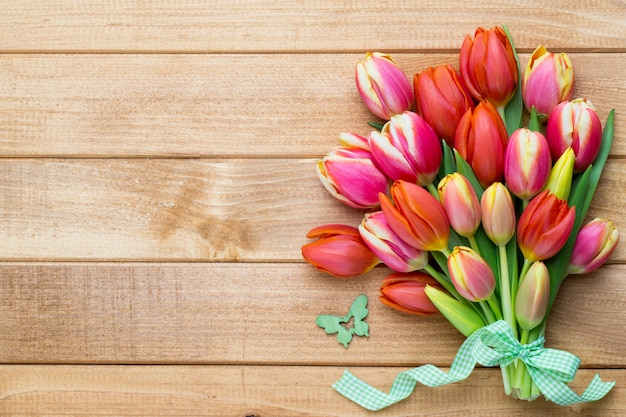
528 367 616 406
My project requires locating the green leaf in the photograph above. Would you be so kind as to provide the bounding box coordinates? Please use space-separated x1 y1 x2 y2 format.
367 121 384 131
439 139 457 179
528 106 541 132
454 150 484 199
502 24 523 136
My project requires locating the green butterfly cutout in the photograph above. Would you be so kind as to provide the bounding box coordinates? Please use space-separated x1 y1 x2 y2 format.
316 294 369 348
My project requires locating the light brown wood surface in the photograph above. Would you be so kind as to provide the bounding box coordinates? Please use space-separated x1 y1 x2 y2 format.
1 1 625 416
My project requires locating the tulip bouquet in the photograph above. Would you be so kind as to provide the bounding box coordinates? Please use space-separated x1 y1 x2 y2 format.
302 26 618 409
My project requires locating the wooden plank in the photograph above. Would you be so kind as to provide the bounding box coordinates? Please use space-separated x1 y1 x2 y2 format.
1 1 625 53
1 53 625 157
0 263 623 366
0 158 624 262
0 365 623 416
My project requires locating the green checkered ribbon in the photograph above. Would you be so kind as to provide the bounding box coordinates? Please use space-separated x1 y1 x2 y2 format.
333 320 615 411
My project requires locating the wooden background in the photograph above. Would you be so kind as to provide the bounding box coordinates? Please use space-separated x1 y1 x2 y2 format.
0 1 625 416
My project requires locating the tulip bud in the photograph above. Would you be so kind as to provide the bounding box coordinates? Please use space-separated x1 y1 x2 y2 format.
447 246 496 302
355 52 414 120
522 46 574 119
504 128 551 200
424 285 485 337
517 190 576 262
379 180 450 252
380 272 442 315
339 132 370 150
480 182 516 246
414 64 474 146
542 147 575 201
317 146 389 209
459 26 518 109
454 101 509 188
302 224 380 278
569 218 620 274
369 111 442 186
515 261 550 331
359 211 429 273
546 98 602 172
438 173 481 238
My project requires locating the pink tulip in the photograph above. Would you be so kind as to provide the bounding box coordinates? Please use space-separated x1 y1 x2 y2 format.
459 26 518 109
355 52 414 120
317 146 389 209
379 272 442 315
522 45 574 118
481 182 516 246
455 101 509 188
359 211 429 273
302 224 379 278
448 246 496 302
438 173 481 238
569 218 619 274
504 128 552 200
369 111 442 186
414 64 474 146
517 190 576 262
546 98 602 172
379 180 450 252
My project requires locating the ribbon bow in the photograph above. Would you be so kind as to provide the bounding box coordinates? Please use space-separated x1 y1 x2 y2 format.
333 320 615 411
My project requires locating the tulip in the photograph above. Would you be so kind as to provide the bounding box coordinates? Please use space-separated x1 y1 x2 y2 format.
379 272 442 315
437 173 481 238
454 101 509 188
369 111 442 186
522 46 574 119
546 98 602 172
447 246 496 302
317 146 389 209
424 285 485 337
339 132 370 150
504 128 552 200
355 52 414 120
359 211 429 273
542 147 575 201
480 182 516 246
459 26 518 109
302 224 379 278
414 64 475 145
515 261 550 331
517 190 576 262
379 180 450 252
569 218 619 274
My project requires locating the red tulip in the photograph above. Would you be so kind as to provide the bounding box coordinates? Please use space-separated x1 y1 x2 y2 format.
454 101 509 187
438 173 481 238
517 191 576 262
379 272 442 315
414 64 474 146
302 224 380 278
379 180 450 252
459 26 518 109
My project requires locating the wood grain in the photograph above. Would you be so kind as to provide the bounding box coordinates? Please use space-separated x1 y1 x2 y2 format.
0 158 624 262
0 263 623 366
0 365 624 416
1 53 624 157
1 1 625 53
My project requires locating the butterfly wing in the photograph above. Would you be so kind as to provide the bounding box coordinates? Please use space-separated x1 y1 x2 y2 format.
316 314 353 348
348 294 369 337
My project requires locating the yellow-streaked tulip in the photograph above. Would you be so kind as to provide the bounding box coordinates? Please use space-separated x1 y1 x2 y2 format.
480 182 516 246
515 261 550 331
504 128 552 200
302 224 379 278
447 246 496 302
542 147 575 201
438 173 481 238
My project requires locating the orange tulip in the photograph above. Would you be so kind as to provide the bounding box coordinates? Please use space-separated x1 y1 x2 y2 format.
302 224 379 278
379 272 442 315
517 191 576 262
379 180 450 252
459 26 518 109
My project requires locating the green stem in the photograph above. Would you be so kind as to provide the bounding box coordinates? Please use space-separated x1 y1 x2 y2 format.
498 244 516 338
423 264 461 301
468 235 481 256
426 182 439 200
440 247 451 258
486 294 503 321
497 105 507 128
479 301 496 323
